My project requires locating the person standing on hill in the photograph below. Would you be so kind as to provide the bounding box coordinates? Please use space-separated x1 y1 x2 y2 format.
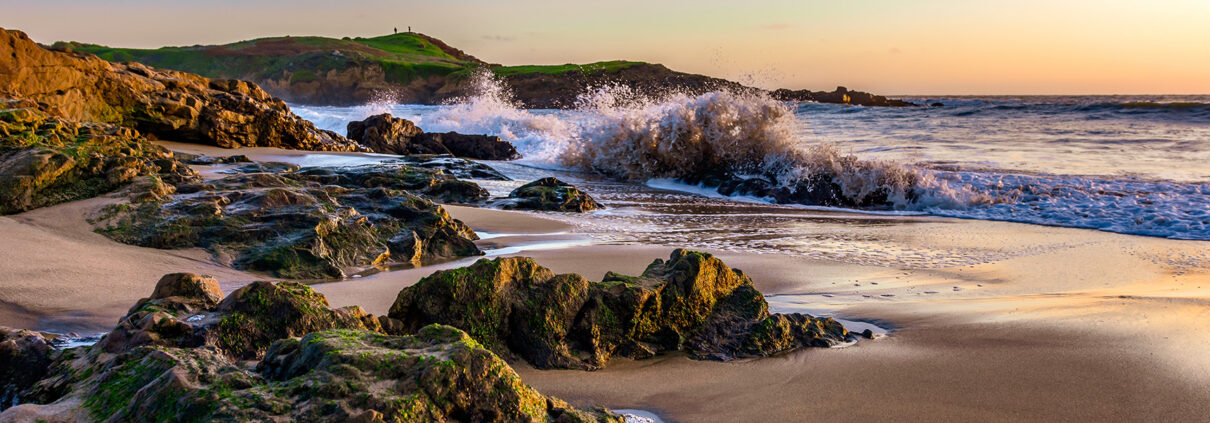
394 27 397 34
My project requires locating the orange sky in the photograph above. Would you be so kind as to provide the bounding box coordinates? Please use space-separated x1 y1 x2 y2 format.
4 0 1209 94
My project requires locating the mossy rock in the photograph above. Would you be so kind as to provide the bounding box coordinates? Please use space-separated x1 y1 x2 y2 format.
388 249 849 370
499 177 602 213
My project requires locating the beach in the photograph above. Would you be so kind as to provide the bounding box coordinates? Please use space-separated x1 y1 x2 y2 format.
2 143 1207 421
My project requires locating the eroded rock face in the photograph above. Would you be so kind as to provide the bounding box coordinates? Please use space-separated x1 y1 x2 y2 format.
4 277 621 422
346 113 520 160
0 28 361 152
387 249 849 370
92 163 486 279
0 100 198 214
496 177 603 213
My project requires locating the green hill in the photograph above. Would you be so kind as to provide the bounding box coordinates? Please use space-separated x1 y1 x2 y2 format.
51 33 656 106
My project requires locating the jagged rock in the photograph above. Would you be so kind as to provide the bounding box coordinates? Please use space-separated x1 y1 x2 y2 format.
91 163 484 279
0 327 55 410
497 177 602 212
387 249 849 370
96 275 378 360
771 86 918 107
3 279 620 422
0 100 198 214
346 113 520 160
0 28 361 151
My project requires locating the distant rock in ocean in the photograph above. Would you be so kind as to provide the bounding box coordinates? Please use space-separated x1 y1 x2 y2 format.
771 86 918 107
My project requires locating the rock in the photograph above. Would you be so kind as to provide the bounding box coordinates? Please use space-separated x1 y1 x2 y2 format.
497 177 603 212
0 28 361 152
96 277 377 360
346 113 520 160
0 101 198 214
416 131 520 160
771 86 918 107
346 113 424 154
3 279 621 422
0 327 55 410
149 273 223 305
173 152 251 165
91 163 484 279
930 102 945 107
387 249 849 370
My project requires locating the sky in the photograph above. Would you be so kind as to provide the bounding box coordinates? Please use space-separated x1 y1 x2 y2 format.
3 0 1209 95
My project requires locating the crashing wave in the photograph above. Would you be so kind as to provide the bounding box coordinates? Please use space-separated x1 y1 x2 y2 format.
561 87 981 209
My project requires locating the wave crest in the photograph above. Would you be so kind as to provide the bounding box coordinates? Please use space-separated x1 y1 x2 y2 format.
561 88 977 209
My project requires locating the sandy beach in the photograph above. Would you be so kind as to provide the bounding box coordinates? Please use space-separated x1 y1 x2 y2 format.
2 144 1208 421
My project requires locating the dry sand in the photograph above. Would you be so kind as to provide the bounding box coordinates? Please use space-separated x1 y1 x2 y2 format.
2 143 1208 421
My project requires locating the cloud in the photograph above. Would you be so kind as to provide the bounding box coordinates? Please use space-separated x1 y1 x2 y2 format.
481 34 516 42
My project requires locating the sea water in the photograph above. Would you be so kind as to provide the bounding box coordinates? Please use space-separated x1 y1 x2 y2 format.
291 77 1209 241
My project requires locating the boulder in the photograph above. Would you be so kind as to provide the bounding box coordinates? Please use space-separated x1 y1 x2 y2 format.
497 177 602 212
346 113 520 160
0 101 198 214
0 28 361 152
149 273 223 305
92 163 485 279
3 279 621 422
387 249 849 370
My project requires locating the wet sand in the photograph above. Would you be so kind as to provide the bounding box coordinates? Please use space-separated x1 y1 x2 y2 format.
2 143 1208 421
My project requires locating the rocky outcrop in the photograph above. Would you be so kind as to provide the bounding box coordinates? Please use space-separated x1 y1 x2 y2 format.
771 86 918 107
0 327 56 409
0 99 198 214
91 162 487 279
496 177 603 213
501 63 749 109
4 276 621 422
347 113 520 160
0 27 360 151
387 249 849 370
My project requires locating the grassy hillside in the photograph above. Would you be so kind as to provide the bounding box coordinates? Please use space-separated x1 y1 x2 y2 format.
53 33 484 85
53 33 646 86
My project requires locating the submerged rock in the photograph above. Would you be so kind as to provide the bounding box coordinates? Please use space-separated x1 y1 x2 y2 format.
92 163 485 279
0 28 360 152
497 177 603 213
0 100 198 214
3 277 621 422
347 113 520 160
387 249 849 370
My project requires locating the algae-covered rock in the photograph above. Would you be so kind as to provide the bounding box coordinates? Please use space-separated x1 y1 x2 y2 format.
498 177 602 213
388 249 849 369
4 327 621 422
0 100 198 214
95 274 377 360
92 163 485 279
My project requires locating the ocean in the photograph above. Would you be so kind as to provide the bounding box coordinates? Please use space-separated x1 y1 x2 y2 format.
291 83 1210 242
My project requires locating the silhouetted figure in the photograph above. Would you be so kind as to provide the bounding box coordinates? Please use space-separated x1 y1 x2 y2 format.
394 27 397 34
408 26 412 33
